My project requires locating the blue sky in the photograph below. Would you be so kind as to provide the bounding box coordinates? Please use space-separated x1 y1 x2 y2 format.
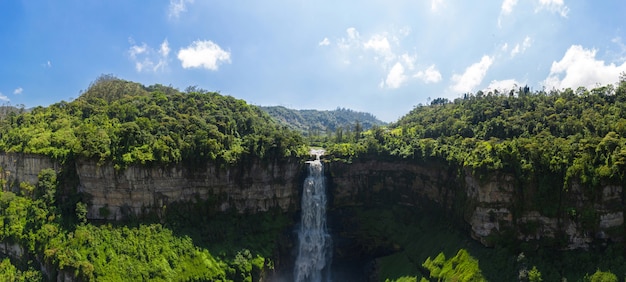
1 0 625 122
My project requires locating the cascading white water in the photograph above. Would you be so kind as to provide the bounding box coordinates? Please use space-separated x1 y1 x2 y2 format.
294 151 332 282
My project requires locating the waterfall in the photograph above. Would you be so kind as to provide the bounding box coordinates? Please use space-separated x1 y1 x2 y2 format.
294 150 332 282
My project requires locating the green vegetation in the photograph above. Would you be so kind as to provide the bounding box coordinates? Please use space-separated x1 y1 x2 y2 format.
422 249 486 281
0 76 306 281
0 75 308 167
261 106 386 145
327 77 626 219
3 74 626 280
0 185 273 281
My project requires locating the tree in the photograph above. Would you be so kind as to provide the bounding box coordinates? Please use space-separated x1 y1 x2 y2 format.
36 169 57 206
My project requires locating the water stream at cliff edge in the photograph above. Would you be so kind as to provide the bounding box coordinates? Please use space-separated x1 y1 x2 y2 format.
294 149 332 282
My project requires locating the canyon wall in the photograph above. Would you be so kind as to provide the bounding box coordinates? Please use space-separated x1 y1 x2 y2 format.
328 158 624 249
76 159 304 219
0 152 623 249
0 153 304 220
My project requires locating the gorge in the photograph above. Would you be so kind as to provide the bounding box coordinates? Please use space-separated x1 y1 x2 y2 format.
2 78 626 280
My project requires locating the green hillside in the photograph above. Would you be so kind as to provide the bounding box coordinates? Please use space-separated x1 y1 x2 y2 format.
260 106 387 136
0 75 308 166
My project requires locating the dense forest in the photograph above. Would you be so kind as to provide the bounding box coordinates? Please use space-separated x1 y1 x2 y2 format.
2 73 626 280
260 106 386 144
0 75 308 167
325 75 626 281
0 76 308 281
328 76 626 193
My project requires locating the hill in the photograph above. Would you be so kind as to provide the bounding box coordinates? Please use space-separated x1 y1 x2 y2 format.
0 75 308 166
260 106 387 136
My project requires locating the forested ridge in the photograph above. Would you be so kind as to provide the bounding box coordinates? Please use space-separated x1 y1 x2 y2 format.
329 77 626 193
327 76 626 281
0 75 307 281
0 75 308 167
260 106 386 139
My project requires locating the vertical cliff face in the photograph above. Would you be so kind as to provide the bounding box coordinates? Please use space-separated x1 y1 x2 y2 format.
327 158 625 249
76 159 304 220
0 153 59 191
0 153 304 220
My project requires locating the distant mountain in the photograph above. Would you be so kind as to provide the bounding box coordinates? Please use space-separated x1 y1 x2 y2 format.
260 106 387 135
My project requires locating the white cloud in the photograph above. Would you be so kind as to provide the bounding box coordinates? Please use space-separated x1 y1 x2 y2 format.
178 40 231 70
168 0 194 19
128 38 170 72
501 0 518 15
338 27 360 50
498 0 518 26
451 55 494 93
160 40 170 57
400 53 416 70
43 60 52 68
414 65 442 84
431 0 444 11
501 43 509 52
13 87 23 95
510 36 532 57
536 0 569 17
347 27 359 40
363 34 391 54
484 79 520 93
0 93 9 102
381 62 407 89
543 45 626 90
318 37 330 46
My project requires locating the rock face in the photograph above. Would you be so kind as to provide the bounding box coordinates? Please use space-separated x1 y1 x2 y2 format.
0 151 623 250
0 153 303 220
76 159 304 219
328 158 625 249
0 153 59 192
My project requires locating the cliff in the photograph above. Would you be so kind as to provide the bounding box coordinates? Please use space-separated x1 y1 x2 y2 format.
0 153 304 220
76 159 304 220
1 152 623 250
327 158 624 250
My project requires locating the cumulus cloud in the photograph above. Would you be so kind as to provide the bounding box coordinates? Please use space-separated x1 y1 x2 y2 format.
128 38 170 72
543 45 626 90
414 65 442 84
498 0 518 26
318 37 330 46
0 93 9 102
168 0 194 19
501 0 518 15
381 62 407 89
364 35 391 54
511 36 532 57
177 40 231 70
451 55 494 93
13 87 23 95
484 79 520 93
536 0 569 17
337 27 360 50
400 53 416 70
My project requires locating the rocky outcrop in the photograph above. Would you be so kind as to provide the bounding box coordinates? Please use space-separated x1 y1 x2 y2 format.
0 153 59 192
76 159 303 219
327 158 625 249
